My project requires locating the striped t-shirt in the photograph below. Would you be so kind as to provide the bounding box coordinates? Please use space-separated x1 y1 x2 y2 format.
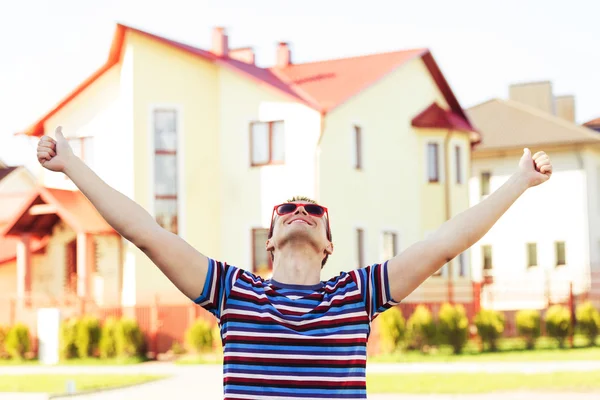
195 258 399 400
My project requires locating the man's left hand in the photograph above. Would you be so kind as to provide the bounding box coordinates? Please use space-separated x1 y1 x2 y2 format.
518 148 552 188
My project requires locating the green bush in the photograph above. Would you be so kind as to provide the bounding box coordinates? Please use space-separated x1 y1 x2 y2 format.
438 303 469 354
516 309 541 349
185 319 215 354
406 305 436 352
99 317 118 359
545 305 571 348
576 302 600 346
60 318 79 359
0 325 8 359
474 309 505 351
76 316 101 358
115 318 144 357
378 306 406 353
5 323 31 360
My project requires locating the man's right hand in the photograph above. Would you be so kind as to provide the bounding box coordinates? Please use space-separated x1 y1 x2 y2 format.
37 126 74 173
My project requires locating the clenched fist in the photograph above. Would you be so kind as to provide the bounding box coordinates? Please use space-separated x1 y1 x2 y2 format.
37 126 74 172
518 148 553 188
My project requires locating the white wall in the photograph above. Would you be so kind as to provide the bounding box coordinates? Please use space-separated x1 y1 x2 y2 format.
583 147 600 272
218 68 321 271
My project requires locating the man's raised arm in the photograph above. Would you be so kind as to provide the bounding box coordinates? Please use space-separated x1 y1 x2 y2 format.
386 148 553 302
37 127 208 300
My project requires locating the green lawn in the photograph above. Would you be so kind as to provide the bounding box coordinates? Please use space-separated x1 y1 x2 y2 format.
0 374 167 394
0 356 146 366
367 371 600 394
370 336 600 363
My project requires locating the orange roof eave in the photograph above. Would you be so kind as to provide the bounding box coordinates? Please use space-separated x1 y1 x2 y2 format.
19 25 128 138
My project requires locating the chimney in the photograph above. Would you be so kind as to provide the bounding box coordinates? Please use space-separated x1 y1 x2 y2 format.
229 47 255 64
276 42 291 67
212 27 229 57
509 81 554 115
555 95 576 122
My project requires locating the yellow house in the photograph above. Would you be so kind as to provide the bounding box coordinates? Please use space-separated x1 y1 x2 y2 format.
16 23 480 309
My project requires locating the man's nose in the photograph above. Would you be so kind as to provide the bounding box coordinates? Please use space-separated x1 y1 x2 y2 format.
294 207 308 215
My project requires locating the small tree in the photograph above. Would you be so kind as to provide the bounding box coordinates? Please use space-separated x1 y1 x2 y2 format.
545 305 571 348
115 318 144 358
0 325 8 359
576 302 600 347
438 303 469 354
474 309 505 352
99 317 118 358
406 305 437 352
185 319 214 354
60 318 79 359
516 309 541 350
4 323 31 360
378 306 406 353
76 316 101 358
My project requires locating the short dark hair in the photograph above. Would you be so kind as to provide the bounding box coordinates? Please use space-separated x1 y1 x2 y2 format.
268 196 332 267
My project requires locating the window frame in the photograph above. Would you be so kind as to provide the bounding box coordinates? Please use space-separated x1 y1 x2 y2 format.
149 106 185 237
251 227 273 275
482 244 493 271
354 125 362 170
526 242 538 268
381 231 398 261
481 171 491 197
249 120 285 167
555 241 566 267
427 142 440 183
454 144 462 184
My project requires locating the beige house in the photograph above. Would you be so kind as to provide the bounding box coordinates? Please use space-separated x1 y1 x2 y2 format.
13 23 480 309
467 81 600 310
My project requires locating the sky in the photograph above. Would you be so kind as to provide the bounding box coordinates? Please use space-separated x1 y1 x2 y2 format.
0 0 598 167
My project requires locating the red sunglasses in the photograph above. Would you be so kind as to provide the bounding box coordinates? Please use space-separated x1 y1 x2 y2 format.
269 203 331 239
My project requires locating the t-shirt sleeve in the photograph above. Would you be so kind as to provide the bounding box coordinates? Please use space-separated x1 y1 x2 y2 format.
193 258 241 321
349 261 400 321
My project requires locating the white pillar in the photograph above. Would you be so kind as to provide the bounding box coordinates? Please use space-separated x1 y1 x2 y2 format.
16 234 32 307
76 233 94 299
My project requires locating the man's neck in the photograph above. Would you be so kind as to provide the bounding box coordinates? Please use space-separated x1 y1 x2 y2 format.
271 245 322 285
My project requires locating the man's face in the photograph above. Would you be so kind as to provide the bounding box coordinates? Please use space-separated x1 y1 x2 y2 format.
266 201 333 257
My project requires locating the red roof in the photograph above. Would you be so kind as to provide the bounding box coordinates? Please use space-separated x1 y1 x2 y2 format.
20 23 475 137
412 102 474 132
0 191 49 265
2 187 115 237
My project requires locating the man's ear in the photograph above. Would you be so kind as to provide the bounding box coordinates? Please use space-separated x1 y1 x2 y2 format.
325 241 334 255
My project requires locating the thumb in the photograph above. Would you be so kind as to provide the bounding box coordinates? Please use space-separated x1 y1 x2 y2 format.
55 126 65 140
522 147 532 159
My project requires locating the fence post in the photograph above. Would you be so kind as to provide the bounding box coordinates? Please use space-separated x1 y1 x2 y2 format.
568 281 575 348
9 298 16 326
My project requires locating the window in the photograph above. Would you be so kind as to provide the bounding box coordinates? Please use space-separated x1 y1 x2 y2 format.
153 109 179 234
555 241 566 266
354 125 362 169
252 228 272 276
481 171 491 196
250 120 284 166
526 243 537 267
427 143 439 183
482 245 493 270
382 231 397 261
454 145 462 184
457 252 467 277
357 228 365 267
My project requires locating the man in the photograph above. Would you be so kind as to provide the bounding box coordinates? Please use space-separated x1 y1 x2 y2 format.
37 127 552 399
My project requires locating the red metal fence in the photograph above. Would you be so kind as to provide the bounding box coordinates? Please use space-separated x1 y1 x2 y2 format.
2 271 600 356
